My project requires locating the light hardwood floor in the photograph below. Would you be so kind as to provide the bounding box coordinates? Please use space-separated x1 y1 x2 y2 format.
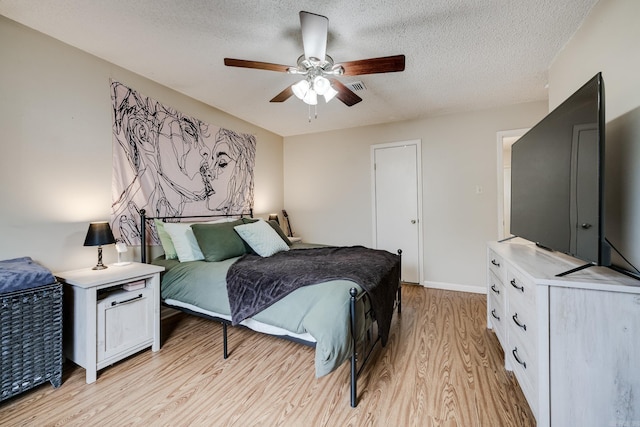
0 285 534 426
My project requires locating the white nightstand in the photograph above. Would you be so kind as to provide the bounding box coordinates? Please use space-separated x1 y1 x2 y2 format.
56 262 164 383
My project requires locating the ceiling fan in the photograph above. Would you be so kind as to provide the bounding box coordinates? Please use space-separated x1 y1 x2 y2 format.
224 11 405 108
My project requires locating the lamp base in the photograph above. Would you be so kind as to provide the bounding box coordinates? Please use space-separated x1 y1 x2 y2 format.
92 245 107 270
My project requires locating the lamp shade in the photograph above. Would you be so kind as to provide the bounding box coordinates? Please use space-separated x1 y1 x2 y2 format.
313 76 330 95
84 222 116 247
292 80 310 100
323 85 339 103
302 89 318 105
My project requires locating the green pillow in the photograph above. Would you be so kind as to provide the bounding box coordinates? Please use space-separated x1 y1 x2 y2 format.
191 219 246 262
242 217 291 246
154 219 178 260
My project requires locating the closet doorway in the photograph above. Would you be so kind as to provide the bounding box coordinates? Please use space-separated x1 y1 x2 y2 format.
371 140 422 284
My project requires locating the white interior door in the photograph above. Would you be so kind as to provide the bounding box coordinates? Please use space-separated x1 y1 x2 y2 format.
372 140 422 283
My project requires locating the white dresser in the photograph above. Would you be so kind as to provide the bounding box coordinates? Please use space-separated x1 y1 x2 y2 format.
486 239 640 427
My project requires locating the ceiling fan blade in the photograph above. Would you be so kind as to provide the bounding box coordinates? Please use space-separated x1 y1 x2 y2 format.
224 58 291 73
338 55 406 76
300 11 328 61
330 79 362 107
270 86 294 103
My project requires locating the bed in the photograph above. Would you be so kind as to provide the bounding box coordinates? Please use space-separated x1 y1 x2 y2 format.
139 210 401 407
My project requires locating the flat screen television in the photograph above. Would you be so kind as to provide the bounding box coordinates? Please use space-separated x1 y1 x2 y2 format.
510 72 610 269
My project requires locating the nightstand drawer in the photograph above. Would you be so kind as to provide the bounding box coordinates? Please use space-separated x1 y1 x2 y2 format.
97 287 154 363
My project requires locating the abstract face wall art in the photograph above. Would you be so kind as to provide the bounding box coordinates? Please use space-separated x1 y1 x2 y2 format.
110 80 256 244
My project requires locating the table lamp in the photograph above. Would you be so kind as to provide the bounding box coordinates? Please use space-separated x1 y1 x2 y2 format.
84 221 116 270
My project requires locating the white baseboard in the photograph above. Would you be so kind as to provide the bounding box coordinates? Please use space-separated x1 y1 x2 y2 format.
422 280 486 294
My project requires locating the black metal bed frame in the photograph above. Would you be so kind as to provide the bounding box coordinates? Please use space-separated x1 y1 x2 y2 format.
139 209 401 407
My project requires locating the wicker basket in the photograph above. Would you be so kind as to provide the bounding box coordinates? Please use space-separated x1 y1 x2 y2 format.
1 282 63 401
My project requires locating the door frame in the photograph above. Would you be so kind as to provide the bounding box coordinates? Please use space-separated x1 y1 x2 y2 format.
370 139 424 285
496 129 529 240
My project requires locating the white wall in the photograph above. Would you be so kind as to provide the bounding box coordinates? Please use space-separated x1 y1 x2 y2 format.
284 101 547 290
549 0 640 272
0 16 284 272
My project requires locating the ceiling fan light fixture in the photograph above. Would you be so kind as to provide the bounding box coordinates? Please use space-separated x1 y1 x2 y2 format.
313 75 330 95
303 88 318 105
323 85 338 103
292 79 310 100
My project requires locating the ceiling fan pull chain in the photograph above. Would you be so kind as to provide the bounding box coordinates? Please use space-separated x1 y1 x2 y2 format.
308 104 311 122
315 104 318 119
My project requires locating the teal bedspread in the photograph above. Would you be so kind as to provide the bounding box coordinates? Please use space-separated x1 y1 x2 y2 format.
155 253 368 377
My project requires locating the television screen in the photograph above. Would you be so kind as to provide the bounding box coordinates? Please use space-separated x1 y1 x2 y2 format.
510 73 609 266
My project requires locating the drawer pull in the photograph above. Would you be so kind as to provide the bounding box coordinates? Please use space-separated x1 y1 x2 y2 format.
111 293 143 306
491 259 501 267
512 313 527 331
512 347 527 369
510 278 524 292
491 309 500 321
490 284 500 294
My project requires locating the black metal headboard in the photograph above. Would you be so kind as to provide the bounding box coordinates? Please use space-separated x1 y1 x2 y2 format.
139 208 253 263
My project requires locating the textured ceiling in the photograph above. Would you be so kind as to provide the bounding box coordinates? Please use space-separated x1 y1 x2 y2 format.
0 0 598 136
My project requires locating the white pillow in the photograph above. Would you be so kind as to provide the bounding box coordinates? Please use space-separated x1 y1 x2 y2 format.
234 219 290 257
163 218 236 262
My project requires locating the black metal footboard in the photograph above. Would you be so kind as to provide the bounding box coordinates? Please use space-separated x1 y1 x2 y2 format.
349 249 402 407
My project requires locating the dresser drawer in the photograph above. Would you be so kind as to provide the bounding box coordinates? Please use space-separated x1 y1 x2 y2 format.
508 294 538 384
488 285 507 345
507 312 537 355
488 270 504 298
511 343 538 417
507 295 537 356
488 249 504 278
506 272 538 394
506 267 535 307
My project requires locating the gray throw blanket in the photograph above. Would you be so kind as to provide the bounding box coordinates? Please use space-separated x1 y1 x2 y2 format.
226 246 400 346
0 256 56 294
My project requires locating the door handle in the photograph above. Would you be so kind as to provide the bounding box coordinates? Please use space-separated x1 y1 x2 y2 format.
410 219 416 224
